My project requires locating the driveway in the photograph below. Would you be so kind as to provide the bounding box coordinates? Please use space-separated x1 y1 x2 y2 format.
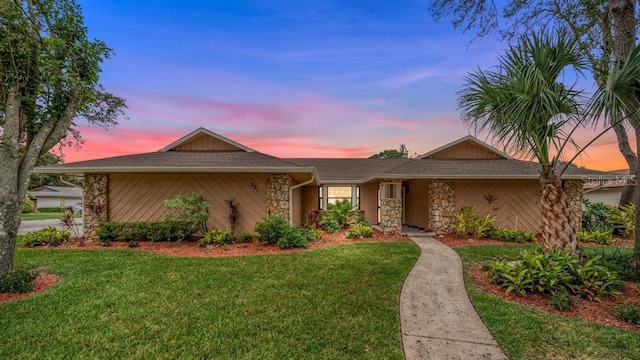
18 219 83 236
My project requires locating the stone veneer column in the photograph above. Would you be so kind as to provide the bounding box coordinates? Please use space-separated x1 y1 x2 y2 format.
428 179 455 234
380 198 403 235
83 174 109 240
266 174 290 220
563 179 585 232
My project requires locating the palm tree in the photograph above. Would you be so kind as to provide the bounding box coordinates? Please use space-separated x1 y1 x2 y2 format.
458 31 592 255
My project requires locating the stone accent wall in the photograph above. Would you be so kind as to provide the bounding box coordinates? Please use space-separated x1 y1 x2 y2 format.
428 179 455 234
83 174 109 240
564 179 585 231
266 174 290 220
380 198 403 234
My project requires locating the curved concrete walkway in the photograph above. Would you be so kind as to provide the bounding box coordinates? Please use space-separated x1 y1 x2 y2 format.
400 234 507 360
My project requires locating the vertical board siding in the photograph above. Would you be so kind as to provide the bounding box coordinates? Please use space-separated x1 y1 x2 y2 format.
425 141 504 159
404 179 430 228
454 179 541 232
172 133 243 151
291 187 302 226
360 182 379 224
109 173 266 233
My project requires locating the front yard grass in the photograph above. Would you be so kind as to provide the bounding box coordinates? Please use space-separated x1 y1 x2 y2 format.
0 242 419 359
456 245 640 360
19 212 66 221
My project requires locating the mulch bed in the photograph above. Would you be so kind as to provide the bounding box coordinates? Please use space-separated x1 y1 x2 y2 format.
0 271 61 306
3 230 408 304
468 263 640 332
434 232 640 332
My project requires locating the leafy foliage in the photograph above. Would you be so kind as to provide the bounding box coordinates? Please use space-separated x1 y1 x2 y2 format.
276 227 315 249
486 227 536 243
22 196 35 214
164 193 211 235
235 232 254 243
96 221 195 242
485 249 622 300
199 229 234 247
0 269 35 294
549 291 573 311
254 215 320 248
346 223 374 239
577 228 615 245
369 144 409 159
454 206 496 237
59 206 81 239
609 203 635 240
582 247 639 282
22 227 71 247
582 199 616 230
320 200 353 232
616 303 640 325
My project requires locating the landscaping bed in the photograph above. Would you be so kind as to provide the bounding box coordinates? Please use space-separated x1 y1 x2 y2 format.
468 262 640 332
0 271 61 305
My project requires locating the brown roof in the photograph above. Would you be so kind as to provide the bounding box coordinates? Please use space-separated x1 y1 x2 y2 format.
381 159 615 180
36 151 313 176
285 158 411 182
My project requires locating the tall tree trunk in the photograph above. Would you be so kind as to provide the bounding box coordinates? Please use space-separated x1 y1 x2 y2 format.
613 122 637 205
632 129 640 272
0 185 21 276
540 180 578 256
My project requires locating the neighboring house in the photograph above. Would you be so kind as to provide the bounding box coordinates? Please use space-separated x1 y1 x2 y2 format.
29 185 83 210
583 169 628 206
35 127 615 239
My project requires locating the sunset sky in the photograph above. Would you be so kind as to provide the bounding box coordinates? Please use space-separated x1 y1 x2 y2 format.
65 0 630 171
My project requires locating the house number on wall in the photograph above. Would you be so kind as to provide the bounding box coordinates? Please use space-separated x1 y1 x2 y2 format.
250 182 259 192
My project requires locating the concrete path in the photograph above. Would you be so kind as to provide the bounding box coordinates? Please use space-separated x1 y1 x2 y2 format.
400 234 507 360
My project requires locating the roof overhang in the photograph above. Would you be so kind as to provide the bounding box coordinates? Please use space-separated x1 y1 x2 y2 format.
34 166 318 177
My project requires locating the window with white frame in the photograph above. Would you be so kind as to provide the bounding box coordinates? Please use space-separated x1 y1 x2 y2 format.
319 185 360 209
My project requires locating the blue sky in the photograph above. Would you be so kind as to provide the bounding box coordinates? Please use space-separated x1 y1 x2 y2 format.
69 0 623 170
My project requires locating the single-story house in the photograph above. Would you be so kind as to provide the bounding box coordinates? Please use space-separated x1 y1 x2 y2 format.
35 127 615 239
29 185 83 210
583 169 628 206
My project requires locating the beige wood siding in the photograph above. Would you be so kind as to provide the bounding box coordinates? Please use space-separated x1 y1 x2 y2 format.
172 133 243 151
301 186 319 223
404 179 430 228
291 187 302 226
454 179 541 232
360 182 379 224
109 173 266 233
425 141 504 159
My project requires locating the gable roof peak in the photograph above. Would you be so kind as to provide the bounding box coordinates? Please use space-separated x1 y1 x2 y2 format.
159 127 255 153
416 135 513 160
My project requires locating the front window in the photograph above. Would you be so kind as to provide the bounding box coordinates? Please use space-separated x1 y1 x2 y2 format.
319 185 361 210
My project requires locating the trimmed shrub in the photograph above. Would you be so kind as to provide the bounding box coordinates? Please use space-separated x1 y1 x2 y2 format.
346 223 374 239
276 227 317 249
22 227 71 247
22 196 36 214
37 207 64 213
254 216 290 244
236 232 254 243
485 249 622 300
199 229 234 247
616 302 640 325
0 269 36 293
96 220 196 242
319 215 341 233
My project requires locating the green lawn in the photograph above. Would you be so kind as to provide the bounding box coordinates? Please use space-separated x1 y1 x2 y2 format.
20 212 64 221
0 242 419 359
456 245 640 360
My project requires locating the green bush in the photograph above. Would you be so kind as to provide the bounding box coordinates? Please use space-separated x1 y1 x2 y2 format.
485 249 622 300
582 247 639 281
319 200 353 232
616 302 640 325
609 203 635 240
0 269 36 294
346 223 374 239
454 206 496 237
164 192 211 235
549 291 572 311
37 207 64 212
577 228 615 245
486 227 536 242
22 196 35 214
199 229 234 247
236 232 254 243
96 220 195 242
277 227 315 249
255 215 290 244
22 227 71 247
581 199 616 230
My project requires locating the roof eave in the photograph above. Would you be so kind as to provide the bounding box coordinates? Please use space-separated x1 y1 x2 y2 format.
34 166 317 176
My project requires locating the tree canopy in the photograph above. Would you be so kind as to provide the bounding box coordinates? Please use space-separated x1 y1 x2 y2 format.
369 144 409 159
